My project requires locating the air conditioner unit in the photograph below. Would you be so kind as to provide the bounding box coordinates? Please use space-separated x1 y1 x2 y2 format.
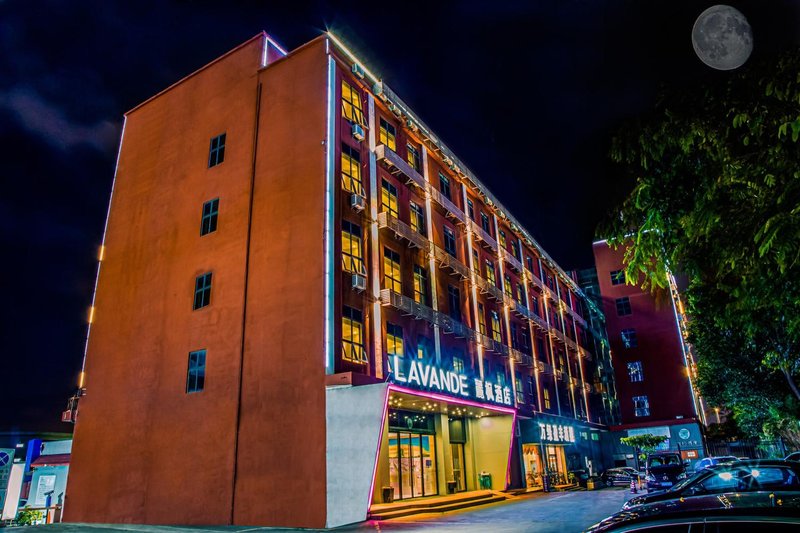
350 193 366 212
351 123 365 141
373 82 387 101
352 63 366 79
351 273 367 291
406 119 418 132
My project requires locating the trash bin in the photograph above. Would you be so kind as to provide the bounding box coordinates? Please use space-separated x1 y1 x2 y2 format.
586 478 596 490
381 486 394 503
447 480 457 494
479 472 492 489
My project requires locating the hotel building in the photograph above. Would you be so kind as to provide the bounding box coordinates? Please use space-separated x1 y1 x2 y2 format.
65 32 618 528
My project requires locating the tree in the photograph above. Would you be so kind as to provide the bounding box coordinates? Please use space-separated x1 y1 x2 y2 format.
620 434 669 471
601 49 800 432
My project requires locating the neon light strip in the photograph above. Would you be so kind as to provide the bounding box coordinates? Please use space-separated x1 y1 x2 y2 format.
505 411 518 490
266 36 288 56
387 385 517 415
323 53 336 371
667 272 704 423
366 384 391 515
79 116 127 388
326 32 381 85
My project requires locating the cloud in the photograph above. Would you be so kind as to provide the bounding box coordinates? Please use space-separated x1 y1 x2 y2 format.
0 86 119 152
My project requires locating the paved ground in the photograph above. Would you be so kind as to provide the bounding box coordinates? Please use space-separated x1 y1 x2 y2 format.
13 487 634 533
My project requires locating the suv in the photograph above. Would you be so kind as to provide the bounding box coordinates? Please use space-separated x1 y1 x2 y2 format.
645 452 687 491
693 455 738 473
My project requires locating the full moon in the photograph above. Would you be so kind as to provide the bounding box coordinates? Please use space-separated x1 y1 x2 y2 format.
692 5 753 70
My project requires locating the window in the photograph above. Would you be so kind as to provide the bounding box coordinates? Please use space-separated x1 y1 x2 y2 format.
381 179 398 218
527 376 536 395
342 306 366 363
472 249 479 268
621 328 638 348
499 230 507 248
530 296 539 316
512 240 522 261
413 265 428 305
448 285 461 322
610 269 625 286
453 356 465 373
410 201 425 234
504 275 513 297
341 80 365 125
341 143 362 194
208 133 226 167
186 349 206 393
633 395 650 417
510 322 519 349
485 260 497 285
193 272 212 310
383 247 401 293
439 173 451 200
387 323 404 358
444 227 457 257
628 361 644 382
526 256 533 272
477 303 487 334
521 329 531 352
516 376 524 403
379 118 396 151
490 311 502 343
200 198 219 236
543 388 551 410
341 220 365 274
407 143 420 171
481 213 491 234
467 199 475 220
616 297 632 316
417 337 430 359
517 283 526 305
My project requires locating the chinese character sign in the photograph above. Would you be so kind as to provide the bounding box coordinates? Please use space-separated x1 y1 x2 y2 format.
538 422 577 443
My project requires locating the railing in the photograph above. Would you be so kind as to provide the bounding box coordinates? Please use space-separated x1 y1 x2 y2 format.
526 269 545 292
428 184 465 223
511 299 532 320
469 219 498 250
379 289 436 324
528 310 548 331
503 250 524 273
473 274 505 301
549 327 567 345
509 347 533 367
377 211 429 250
564 336 580 354
579 345 594 360
433 244 471 280
375 144 426 190
477 332 509 356
565 304 587 327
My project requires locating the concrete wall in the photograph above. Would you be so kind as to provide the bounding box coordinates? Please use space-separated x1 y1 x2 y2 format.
468 415 513 490
325 383 387 527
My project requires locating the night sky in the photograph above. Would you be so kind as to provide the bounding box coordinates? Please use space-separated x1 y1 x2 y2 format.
2 1 799 432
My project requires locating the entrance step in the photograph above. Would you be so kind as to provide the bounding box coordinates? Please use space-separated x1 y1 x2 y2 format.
369 490 508 520
557 484 586 492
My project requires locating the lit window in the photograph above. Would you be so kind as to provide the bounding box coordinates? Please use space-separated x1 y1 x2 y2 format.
616 297 632 316
490 311 502 343
417 337 430 360
499 230 507 248
381 179 399 218
610 269 625 286
341 143 362 195
341 81 365 125
628 361 644 383
383 247 401 293
379 118 396 151
387 323 404 358
193 272 212 310
439 173 451 200
633 395 650 417
543 388 551 410
186 349 206 393
621 328 638 348
200 198 219 236
448 285 462 322
413 265 428 305
410 201 425 234
504 275 513 297
444 227 457 257
486 260 497 285
517 283 526 305
472 249 479 268
453 356 465 373
516 376 524 403
342 306 366 363
478 303 487 335
481 213 491 234
407 144 421 171
341 220 365 275
208 133 226 168
512 239 522 261
526 256 534 272
467 199 475 220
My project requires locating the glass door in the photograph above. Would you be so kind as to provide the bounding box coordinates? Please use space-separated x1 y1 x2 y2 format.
399 432 413 499
388 431 439 500
451 443 466 491
421 435 437 495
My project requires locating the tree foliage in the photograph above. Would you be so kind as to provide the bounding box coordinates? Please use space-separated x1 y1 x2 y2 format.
602 49 800 437
620 433 669 452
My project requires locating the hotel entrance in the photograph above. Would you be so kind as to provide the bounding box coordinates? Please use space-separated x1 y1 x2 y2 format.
387 430 438 499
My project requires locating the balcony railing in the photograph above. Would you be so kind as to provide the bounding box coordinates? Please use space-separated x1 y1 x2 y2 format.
473 274 505 301
469 219 498 250
526 269 545 292
537 360 553 374
427 184 465 223
379 289 436 324
511 299 532 320
477 332 509 356
509 347 533 367
550 328 567 345
375 144 426 190
433 244 470 280
377 212 429 250
564 336 580 354
503 250 524 273
565 304 587 327
529 311 548 332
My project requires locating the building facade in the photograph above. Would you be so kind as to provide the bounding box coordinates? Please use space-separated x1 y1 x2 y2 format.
65 33 618 528
592 241 706 466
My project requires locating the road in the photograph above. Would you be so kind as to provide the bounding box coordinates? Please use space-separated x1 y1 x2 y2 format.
17 487 634 533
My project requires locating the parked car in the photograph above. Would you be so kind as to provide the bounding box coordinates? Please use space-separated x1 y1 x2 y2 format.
601 468 641 487
785 451 800 462
693 455 738 473
623 460 800 510
644 452 687 491
587 491 800 532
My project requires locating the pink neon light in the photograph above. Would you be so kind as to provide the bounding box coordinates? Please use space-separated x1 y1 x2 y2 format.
505 411 518 490
387 385 517 415
366 385 391 516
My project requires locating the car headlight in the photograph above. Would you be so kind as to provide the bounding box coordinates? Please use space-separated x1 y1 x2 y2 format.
676 473 687 480
646 474 656 482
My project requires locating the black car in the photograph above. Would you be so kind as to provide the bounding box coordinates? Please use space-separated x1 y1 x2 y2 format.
644 451 688 491
601 468 641 487
623 460 800 510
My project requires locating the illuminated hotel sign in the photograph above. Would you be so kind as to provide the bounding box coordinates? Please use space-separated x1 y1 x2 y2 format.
538 422 576 443
391 356 512 407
